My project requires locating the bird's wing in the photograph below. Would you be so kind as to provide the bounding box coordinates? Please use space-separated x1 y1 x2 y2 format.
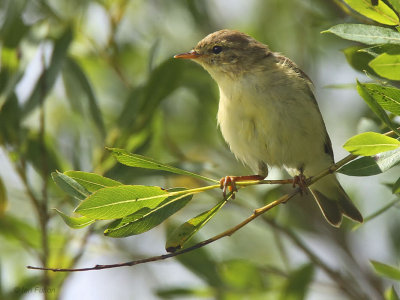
274 54 335 161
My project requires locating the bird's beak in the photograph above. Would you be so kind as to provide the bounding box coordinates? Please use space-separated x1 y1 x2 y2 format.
174 50 201 59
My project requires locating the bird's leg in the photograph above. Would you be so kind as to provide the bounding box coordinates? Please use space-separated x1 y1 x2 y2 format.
292 172 308 195
219 175 265 199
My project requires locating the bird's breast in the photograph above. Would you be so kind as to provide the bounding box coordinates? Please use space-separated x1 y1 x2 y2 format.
217 79 278 172
216 74 329 174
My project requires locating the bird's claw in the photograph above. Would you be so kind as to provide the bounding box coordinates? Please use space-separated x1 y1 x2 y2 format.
220 176 238 199
292 174 308 195
219 175 265 199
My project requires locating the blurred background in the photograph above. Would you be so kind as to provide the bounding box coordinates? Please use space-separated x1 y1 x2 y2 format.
0 0 398 299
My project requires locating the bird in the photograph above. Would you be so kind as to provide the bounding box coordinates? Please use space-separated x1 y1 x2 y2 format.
174 29 363 227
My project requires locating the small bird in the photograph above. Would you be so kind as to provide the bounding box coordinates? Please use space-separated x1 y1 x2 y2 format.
174 29 363 227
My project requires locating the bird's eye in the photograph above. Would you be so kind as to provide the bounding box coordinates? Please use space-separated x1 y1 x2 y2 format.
212 45 223 54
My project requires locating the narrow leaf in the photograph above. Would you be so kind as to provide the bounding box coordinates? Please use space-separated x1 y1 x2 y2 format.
52 171 90 201
75 185 169 219
64 57 106 137
108 148 218 183
357 81 400 135
339 147 400 176
386 286 400 300
339 156 382 176
0 177 7 215
342 45 376 74
166 199 228 253
376 147 400 171
219 260 266 290
22 28 73 117
322 24 400 45
388 0 400 14
360 44 400 58
0 215 41 249
364 83 400 116
0 1 28 48
393 176 400 193
54 209 95 229
64 171 122 192
371 260 400 280
172 234 222 287
343 132 400 155
117 58 184 133
104 193 193 237
369 53 400 80
280 264 314 300
156 288 210 298
343 0 399 25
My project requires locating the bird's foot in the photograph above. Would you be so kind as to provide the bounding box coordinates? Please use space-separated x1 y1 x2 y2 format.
219 175 265 199
292 174 308 195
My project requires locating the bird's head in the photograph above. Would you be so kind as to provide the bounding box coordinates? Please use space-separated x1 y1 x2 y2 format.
174 29 271 79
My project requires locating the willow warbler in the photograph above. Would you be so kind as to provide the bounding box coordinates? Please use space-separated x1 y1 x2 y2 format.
174 29 363 227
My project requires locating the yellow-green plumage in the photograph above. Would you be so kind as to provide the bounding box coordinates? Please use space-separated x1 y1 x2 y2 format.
177 29 362 227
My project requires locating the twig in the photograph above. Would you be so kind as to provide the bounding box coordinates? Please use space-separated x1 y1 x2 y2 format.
39 51 50 300
26 151 359 272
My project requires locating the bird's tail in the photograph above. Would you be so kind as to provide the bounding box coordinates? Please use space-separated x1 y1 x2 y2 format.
309 174 363 227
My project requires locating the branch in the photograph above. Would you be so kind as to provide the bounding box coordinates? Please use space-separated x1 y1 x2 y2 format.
27 152 358 272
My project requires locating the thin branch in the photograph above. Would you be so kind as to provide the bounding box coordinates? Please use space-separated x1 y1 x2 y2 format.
39 51 50 300
27 152 359 272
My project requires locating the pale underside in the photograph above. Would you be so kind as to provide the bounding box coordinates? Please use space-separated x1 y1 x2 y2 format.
215 59 332 179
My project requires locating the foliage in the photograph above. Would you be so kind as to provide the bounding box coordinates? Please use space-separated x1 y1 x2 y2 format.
1 0 400 299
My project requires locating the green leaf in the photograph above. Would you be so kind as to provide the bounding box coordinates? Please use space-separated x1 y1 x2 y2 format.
339 156 382 176
339 147 400 176
371 260 400 280
0 47 21 97
219 260 266 290
0 93 21 145
108 148 218 183
22 28 73 117
64 171 122 192
51 171 90 201
24 133 63 178
63 57 106 137
360 44 400 57
393 176 400 193
0 177 7 215
54 209 95 229
166 199 227 253
0 0 28 48
343 0 399 25
343 132 400 155
117 58 185 133
388 0 400 14
0 215 41 249
172 235 222 287
104 193 193 237
156 287 211 299
357 81 400 135
369 53 400 80
342 45 376 74
75 185 169 219
279 264 314 300
385 286 400 300
363 83 400 116
322 24 400 45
